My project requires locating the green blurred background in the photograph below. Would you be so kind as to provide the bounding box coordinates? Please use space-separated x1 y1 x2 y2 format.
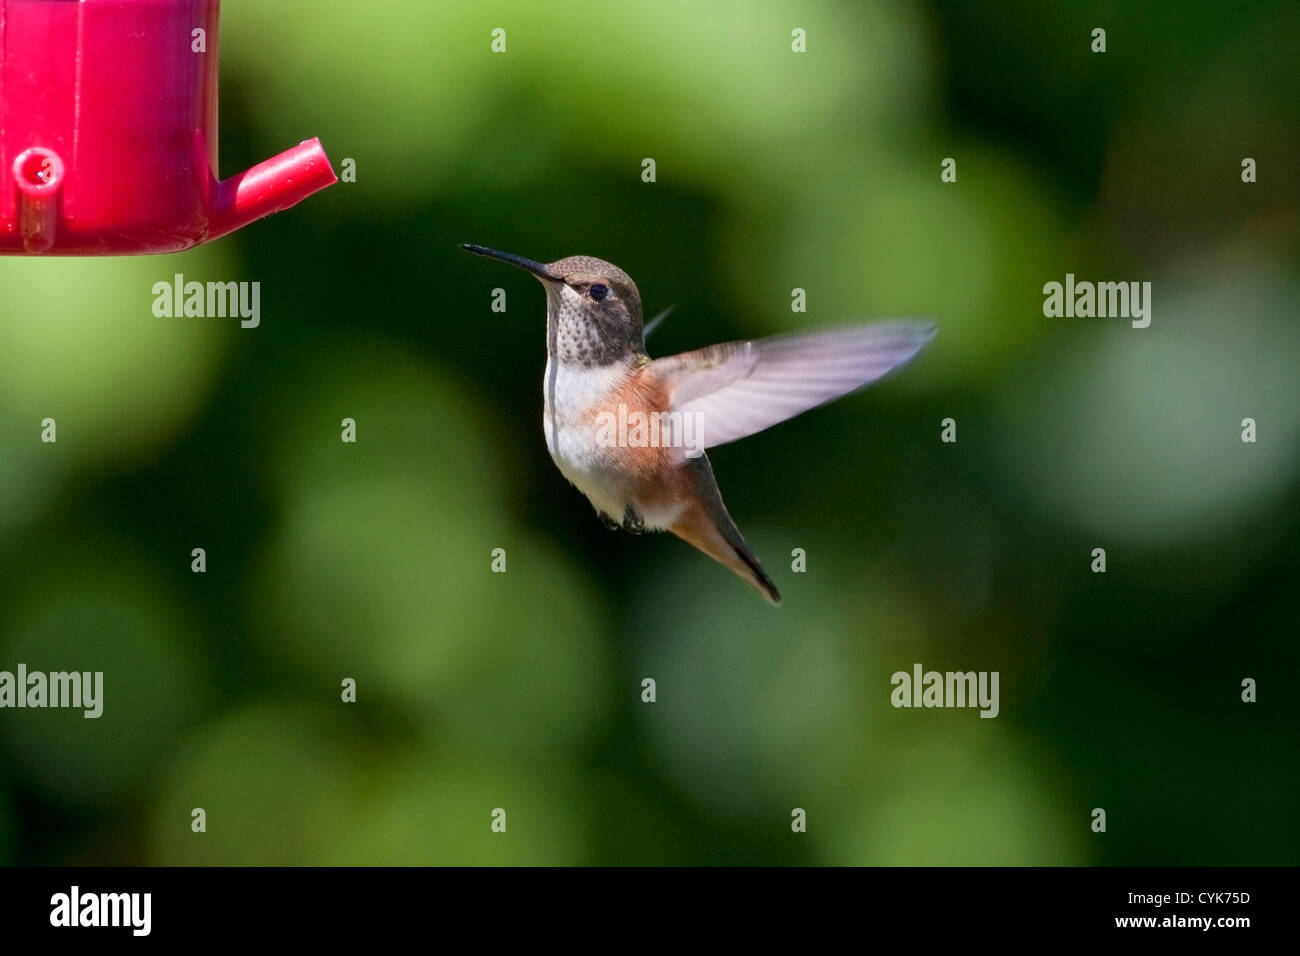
1 0 1297 865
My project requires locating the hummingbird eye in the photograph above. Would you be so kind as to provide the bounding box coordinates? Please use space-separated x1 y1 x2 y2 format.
588 283 609 301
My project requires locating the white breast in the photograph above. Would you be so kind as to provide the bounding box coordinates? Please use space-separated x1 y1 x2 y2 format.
540 360 618 509
543 358 685 526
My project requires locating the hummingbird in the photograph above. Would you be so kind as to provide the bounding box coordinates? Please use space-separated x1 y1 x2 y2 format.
461 244 935 606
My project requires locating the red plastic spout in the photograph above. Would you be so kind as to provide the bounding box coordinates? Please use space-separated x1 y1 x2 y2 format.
207 138 337 242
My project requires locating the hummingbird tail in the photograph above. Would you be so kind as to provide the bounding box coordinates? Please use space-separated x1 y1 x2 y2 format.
670 505 781 606
668 457 781 606
724 532 783 607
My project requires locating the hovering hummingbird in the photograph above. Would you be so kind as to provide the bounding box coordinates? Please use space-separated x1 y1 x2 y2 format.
462 244 935 605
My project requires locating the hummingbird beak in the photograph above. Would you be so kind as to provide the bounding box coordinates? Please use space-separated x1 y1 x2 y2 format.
460 244 563 282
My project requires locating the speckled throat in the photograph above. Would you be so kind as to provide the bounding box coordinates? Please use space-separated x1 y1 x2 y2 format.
543 280 644 368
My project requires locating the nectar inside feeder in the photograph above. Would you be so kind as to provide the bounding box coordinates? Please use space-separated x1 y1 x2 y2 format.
0 0 337 255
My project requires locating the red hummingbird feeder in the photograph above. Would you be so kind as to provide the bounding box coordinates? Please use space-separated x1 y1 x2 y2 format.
0 0 336 255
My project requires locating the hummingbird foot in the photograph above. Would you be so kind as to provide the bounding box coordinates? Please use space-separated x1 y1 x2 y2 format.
622 504 646 534
598 511 622 532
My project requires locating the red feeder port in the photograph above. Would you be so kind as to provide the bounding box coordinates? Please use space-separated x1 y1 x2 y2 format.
0 0 337 255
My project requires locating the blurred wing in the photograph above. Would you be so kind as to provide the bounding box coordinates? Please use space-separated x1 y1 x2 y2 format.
652 320 935 449
643 305 675 338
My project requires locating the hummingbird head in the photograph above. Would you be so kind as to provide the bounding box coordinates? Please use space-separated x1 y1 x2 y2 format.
462 245 645 367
